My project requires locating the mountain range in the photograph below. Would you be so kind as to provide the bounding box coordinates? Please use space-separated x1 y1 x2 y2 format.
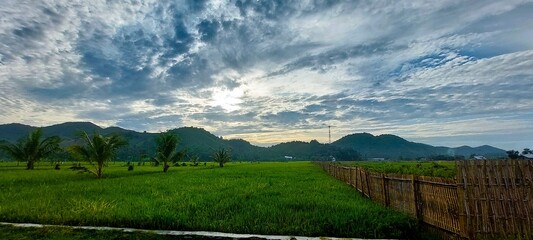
0 122 506 161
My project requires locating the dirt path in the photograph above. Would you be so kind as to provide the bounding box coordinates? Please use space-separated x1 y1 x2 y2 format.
0 222 370 240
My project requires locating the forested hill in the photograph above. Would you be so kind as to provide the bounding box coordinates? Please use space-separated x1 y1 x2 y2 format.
332 133 506 159
0 122 505 161
0 122 359 161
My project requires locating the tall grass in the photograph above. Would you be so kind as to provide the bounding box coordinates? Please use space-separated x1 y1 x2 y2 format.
0 162 416 238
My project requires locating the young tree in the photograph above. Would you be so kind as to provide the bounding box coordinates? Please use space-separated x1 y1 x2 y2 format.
189 155 200 166
0 128 61 170
213 148 231 167
154 131 183 172
68 132 127 178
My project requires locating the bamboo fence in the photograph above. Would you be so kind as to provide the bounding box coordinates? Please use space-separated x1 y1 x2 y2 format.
318 160 532 239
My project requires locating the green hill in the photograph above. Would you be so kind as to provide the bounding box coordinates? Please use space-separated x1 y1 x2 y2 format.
332 133 506 159
0 123 34 142
0 122 506 161
0 122 360 161
332 133 439 159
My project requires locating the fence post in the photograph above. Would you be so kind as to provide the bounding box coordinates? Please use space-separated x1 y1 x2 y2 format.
456 160 472 239
382 173 389 207
354 167 358 189
355 167 359 191
366 170 371 199
343 167 350 184
412 175 420 219
348 167 352 186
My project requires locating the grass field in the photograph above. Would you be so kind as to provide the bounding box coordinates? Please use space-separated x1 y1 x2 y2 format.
0 161 418 238
344 161 457 178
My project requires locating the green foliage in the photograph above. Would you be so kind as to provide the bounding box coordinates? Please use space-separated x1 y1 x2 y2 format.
0 162 416 238
506 150 520 159
523 148 532 155
212 148 231 167
154 131 184 172
0 128 61 170
347 161 457 178
267 140 361 161
188 155 200 166
67 132 127 178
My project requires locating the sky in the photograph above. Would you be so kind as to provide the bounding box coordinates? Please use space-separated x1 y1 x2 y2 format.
0 0 532 150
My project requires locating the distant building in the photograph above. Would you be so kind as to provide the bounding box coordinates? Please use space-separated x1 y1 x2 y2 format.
369 157 385 161
523 154 533 160
284 156 293 160
473 155 487 160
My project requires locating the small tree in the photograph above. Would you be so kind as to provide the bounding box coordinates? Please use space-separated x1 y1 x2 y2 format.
154 131 183 172
213 148 231 167
68 132 127 178
0 128 61 170
506 150 520 160
523 148 532 155
189 155 200 166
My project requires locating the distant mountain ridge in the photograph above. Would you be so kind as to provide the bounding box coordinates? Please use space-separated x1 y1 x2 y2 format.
0 122 506 161
332 133 506 159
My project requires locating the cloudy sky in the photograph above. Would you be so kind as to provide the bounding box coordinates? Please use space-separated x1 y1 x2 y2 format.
1 0 532 149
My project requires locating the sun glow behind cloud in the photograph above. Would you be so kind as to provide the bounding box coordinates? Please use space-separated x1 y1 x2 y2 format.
211 87 244 112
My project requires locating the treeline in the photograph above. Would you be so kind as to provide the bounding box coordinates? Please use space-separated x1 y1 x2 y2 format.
114 138 361 162
0 125 362 162
83 127 362 162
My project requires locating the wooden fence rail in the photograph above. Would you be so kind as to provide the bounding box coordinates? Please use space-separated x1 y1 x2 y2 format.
318 160 532 239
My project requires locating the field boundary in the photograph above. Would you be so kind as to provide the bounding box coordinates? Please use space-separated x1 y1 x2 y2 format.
0 222 364 240
317 160 533 239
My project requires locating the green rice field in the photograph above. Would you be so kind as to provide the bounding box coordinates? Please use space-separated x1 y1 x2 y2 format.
0 161 419 239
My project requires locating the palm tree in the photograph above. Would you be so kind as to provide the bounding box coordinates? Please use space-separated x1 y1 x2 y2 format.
0 128 61 170
213 148 231 167
154 131 184 172
68 132 127 178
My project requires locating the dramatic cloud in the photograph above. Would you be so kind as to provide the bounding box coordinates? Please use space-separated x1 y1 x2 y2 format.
1 0 532 149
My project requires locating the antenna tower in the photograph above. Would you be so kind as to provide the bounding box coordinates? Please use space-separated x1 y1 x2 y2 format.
328 125 335 144
322 124 335 144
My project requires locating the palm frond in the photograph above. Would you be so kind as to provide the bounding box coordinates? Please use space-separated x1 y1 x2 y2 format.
0 128 61 168
154 131 180 172
68 131 127 178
